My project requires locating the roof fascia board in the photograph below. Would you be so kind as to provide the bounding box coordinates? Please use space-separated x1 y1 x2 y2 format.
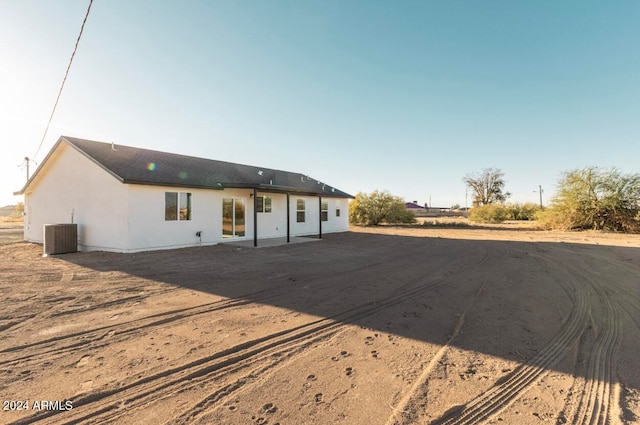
253 185 354 198
123 180 224 191
124 181 346 196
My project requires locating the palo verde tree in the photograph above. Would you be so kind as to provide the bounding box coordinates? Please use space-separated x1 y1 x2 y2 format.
349 190 416 225
539 167 640 232
463 167 511 206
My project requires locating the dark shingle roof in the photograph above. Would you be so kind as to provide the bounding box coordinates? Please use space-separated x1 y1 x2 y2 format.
405 202 426 209
21 136 353 198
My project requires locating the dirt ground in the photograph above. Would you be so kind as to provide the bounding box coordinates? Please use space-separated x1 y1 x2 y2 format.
0 218 24 246
1 225 639 425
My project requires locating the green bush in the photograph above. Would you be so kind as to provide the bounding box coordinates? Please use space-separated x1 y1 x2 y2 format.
539 167 640 232
536 209 570 230
468 204 509 223
349 191 416 225
505 203 541 221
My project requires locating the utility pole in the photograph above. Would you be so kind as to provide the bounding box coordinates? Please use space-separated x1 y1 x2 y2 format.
534 185 544 209
20 157 32 181
539 185 543 209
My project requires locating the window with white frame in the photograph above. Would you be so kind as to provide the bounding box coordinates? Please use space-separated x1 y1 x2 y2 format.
257 196 272 213
296 199 305 223
336 207 341 217
321 201 329 222
165 192 191 221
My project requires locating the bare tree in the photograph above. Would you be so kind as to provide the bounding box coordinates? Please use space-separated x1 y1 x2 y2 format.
463 168 510 206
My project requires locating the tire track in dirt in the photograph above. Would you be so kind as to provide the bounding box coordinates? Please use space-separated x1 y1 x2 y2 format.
0 296 258 366
160 244 505 425
66 323 346 425
571 292 622 425
11 243 504 424
8 287 178 328
385 273 490 425
0 241 471 369
46 283 182 319
0 295 77 331
0 245 396 356
0 271 180 335
423 244 628 425
584 255 640 333
555 250 626 425
0 261 409 370
611 289 640 333
422 250 591 425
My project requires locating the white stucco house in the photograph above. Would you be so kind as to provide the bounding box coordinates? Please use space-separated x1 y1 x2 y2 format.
15 136 353 252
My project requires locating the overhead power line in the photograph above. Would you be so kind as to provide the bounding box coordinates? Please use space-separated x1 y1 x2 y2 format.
32 0 94 160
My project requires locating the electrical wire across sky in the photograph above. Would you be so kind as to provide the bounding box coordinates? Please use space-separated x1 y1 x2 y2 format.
31 0 94 162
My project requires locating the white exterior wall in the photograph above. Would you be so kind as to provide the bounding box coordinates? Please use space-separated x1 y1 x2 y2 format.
127 185 217 252
255 193 287 239
287 195 348 237
127 187 254 252
23 144 129 251
254 193 349 240
321 198 350 234
288 195 316 237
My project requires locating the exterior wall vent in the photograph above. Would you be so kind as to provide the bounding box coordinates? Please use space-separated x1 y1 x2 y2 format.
43 224 78 256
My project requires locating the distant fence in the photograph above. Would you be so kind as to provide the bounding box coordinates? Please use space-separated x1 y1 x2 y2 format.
412 210 467 218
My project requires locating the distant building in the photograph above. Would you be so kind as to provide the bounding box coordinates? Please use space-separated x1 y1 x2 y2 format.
405 202 464 217
405 202 426 210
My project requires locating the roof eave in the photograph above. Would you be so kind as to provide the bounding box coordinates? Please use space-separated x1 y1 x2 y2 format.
122 179 224 190
122 181 350 197
259 183 353 198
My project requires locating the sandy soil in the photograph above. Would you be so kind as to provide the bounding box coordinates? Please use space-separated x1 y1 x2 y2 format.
1 225 639 425
0 219 25 246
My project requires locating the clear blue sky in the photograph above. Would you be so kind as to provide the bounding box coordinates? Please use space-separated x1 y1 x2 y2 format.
2 0 639 208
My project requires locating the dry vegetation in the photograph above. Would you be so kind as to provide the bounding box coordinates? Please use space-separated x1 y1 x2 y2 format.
0 217 24 229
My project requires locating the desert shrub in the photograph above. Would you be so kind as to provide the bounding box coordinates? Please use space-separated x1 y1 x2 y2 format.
539 167 640 232
468 204 509 223
385 201 417 224
505 203 541 220
349 191 416 225
536 209 570 230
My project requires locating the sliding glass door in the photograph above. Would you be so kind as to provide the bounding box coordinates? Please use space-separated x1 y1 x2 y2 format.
222 198 245 238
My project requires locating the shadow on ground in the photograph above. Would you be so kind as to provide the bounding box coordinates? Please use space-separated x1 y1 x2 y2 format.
58 231 640 392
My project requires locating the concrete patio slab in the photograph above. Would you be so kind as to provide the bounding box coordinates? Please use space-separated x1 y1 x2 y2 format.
222 236 321 248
